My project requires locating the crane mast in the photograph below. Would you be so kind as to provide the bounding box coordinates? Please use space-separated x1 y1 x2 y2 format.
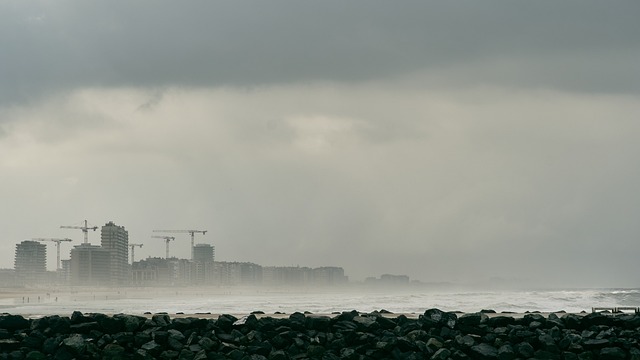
60 219 98 244
151 236 175 259
152 230 207 260
129 244 143 264
31 238 72 271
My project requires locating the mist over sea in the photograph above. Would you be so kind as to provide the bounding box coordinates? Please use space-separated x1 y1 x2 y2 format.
2 287 639 317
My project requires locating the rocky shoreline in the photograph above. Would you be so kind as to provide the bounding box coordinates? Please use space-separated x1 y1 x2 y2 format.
1 309 639 359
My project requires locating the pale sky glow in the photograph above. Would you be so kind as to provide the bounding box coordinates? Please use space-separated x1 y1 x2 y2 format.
1 1 639 287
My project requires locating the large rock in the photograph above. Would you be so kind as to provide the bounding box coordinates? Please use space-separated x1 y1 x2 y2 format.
102 343 126 360
515 341 534 358
0 314 29 331
469 343 498 359
141 340 163 356
583 338 610 349
307 316 331 331
25 351 46 360
61 334 86 355
458 312 488 326
486 316 515 327
114 314 145 332
432 348 451 360
215 314 237 331
497 344 515 360
47 316 71 335
599 347 627 360
69 321 100 333
0 339 21 351
152 314 171 327
422 309 457 329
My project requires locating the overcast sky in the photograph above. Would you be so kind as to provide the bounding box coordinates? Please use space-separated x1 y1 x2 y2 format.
1 1 640 287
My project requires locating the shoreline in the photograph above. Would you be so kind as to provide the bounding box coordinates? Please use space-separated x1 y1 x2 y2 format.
3 286 638 318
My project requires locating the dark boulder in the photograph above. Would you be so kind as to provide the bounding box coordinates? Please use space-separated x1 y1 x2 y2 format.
469 343 498 359
24 351 45 360
141 340 163 356
159 350 179 359
432 348 451 360
177 348 194 360
534 350 561 359
486 316 514 328
497 344 515 360
599 347 627 360
582 338 610 350
114 314 146 332
458 312 488 327
69 321 100 333
455 334 475 349
113 331 136 347
215 314 237 331
562 313 583 329
307 316 331 331
61 334 86 355
152 314 171 327
515 341 534 358
47 316 71 335
0 339 20 352
422 309 457 329
0 315 29 331
102 343 127 360
581 313 615 328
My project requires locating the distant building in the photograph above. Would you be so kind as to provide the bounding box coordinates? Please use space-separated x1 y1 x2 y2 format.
14 240 47 284
70 244 111 286
193 244 215 284
101 221 129 285
262 266 348 286
262 266 313 286
212 261 262 285
312 267 348 285
60 259 71 284
132 257 175 285
363 274 411 287
131 257 197 286
193 243 215 263
0 269 20 287
380 274 410 284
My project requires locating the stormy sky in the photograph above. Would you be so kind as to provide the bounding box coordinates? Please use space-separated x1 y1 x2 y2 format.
1 1 639 287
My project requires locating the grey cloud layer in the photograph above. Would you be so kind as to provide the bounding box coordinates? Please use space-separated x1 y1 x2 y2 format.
2 2 640 287
2 0 640 105
1 86 639 286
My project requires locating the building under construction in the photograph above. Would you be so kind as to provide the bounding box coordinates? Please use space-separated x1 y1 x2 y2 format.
69 244 111 286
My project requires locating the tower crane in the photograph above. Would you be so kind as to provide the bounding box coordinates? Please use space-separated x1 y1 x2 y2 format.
60 220 98 244
151 236 175 259
31 238 72 271
152 230 207 260
128 244 143 264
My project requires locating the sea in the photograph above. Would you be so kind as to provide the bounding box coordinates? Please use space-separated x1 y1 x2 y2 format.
2 286 640 317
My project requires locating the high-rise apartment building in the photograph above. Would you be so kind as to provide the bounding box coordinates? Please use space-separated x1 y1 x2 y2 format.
14 240 47 283
193 243 214 263
101 221 129 285
193 243 215 284
70 244 111 286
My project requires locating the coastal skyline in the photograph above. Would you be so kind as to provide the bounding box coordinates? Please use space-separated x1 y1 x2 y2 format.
1 1 640 287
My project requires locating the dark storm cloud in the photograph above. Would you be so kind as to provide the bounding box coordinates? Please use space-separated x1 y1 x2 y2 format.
1 0 639 105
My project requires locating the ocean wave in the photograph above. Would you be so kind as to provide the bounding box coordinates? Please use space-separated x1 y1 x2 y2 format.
3 287 639 316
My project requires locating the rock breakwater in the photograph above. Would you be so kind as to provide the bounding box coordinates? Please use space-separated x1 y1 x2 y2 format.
1 309 640 359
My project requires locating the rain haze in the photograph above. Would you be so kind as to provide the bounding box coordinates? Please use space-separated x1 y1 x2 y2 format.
1 1 640 288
